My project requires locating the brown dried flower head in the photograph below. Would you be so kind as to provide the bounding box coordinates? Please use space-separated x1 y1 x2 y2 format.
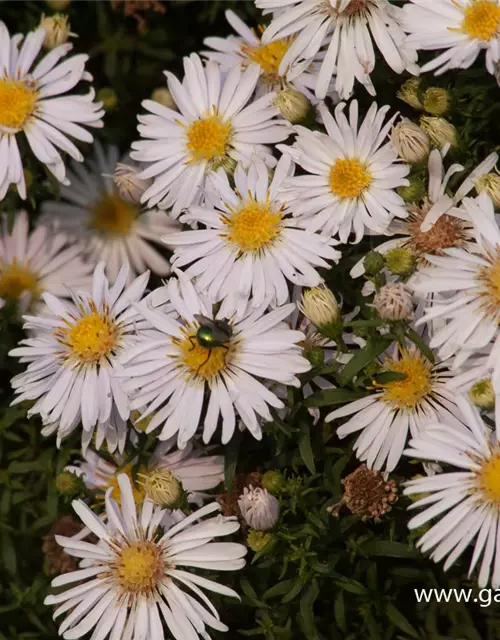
217 472 262 518
110 0 165 34
329 464 398 520
42 516 86 575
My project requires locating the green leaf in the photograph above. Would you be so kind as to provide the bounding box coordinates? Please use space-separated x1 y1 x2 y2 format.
360 540 421 559
333 577 368 594
224 428 242 492
371 371 407 384
386 603 419 638
406 327 435 363
263 579 295 600
1 532 16 574
282 579 304 603
334 591 346 632
340 338 393 385
239 579 269 608
298 422 315 474
298 580 319 640
303 388 369 408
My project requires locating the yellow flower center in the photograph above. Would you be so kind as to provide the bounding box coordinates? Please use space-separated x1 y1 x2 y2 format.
223 200 283 253
377 351 433 410
329 158 372 199
89 193 138 236
175 330 233 381
186 115 232 163
0 262 40 300
477 252 500 318
115 541 165 595
477 451 500 504
96 463 147 506
0 78 38 130
242 34 292 84
56 303 120 365
460 0 500 41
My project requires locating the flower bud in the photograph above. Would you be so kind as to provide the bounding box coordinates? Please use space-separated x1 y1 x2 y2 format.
238 485 280 531
273 88 311 124
391 118 430 164
299 285 340 330
211 155 237 175
261 470 285 495
420 116 457 148
397 176 426 204
306 346 324 367
373 283 413 322
97 87 118 111
55 471 84 498
469 379 495 410
385 247 417 277
40 14 73 49
114 163 152 204
138 469 183 508
423 87 451 116
45 0 71 9
475 173 500 207
246 529 273 552
363 250 385 275
397 78 423 110
151 87 177 110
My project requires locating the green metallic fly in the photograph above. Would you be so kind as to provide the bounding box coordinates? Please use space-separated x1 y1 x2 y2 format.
188 314 233 373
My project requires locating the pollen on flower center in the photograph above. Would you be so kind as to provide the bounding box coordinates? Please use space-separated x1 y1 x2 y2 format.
0 78 38 130
115 542 165 595
242 35 292 83
186 115 232 163
95 463 147 506
478 253 500 317
0 262 40 300
460 0 500 41
89 193 138 236
329 158 372 199
175 330 233 381
378 351 433 410
56 304 120 364
477 451 500 504
224 200 283 252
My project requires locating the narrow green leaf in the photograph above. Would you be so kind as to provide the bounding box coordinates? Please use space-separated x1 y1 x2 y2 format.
340 339 393 385
224 428 242 492
371 371 407 384
298 422 316 474
334 591 346 632
303 388 369 408
298 579 319 640
361 540 420 559
263 579 295 600
386 603 419 638
406 327 435 363
333 577 368 594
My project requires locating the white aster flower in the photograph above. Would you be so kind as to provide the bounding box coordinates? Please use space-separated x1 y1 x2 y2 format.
404 397 500 588
403 0 500 79
0 210 92 312
0 21 103 199
164 156 340 314
413 194 500 392
131 53 290 218
203 9 332 102
257 0 418 100
326 346 467 471
9 262 149 453
281 100 409 243
68 439 224 508
122 271 311 448
350 149 497 279
41 142 178 282
238 485 280 530
44 474 246 640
